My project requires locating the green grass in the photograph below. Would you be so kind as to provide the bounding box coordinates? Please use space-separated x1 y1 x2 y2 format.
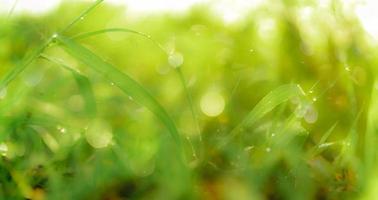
0 0 378 199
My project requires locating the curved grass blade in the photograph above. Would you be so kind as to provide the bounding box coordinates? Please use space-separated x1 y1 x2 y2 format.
55 35 182 148
310 122 338 156
40 54 97 118
219 84 304 148
0 40 51 90
71 28 201 140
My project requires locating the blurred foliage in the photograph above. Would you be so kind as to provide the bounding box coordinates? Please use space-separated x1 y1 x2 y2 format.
1 0 378 199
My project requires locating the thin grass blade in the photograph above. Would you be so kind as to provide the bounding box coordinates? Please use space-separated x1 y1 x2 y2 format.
40 54 97 118
55 35 182 148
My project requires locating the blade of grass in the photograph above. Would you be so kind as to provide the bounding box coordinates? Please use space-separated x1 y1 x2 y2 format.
309 122 338 156
0 0 104 89
71 28 201 139
55 35 183 150
365 79 378 171
219 84 304 148
40 54 97 118
0 39 52 90
60 0 105 34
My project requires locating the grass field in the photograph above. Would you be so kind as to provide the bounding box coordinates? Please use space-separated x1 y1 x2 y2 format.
1 0 378 199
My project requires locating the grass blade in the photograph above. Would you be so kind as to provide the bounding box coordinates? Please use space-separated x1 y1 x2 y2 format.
0 40 51 90
60 0 104 34
55 35 182 148
219 84 304 148
40 54 97 118
71 28 201 140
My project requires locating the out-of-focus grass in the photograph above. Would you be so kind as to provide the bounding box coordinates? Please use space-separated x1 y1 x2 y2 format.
0 0 378 199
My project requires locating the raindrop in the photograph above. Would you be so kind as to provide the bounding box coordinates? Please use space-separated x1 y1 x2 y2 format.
249 49 254 53
80 16 84 20
309 90 313 94
56 125 66 134
312 97 317 102
345 66 351 71
265 147 271 152
304 105 318 124
168 52 184 68
0 87 7 99
110 82 115 86
200 90 225 117
128 96 134 101
52 33 58 39
85 119 113 148
271 133 276 137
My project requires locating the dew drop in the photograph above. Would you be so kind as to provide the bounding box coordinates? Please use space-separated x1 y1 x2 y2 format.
56 125 66 134
52 33 58 39
345 66 351 71
265 147 271 152
80 17 84 20
312 97 317 102
85 119 113 148
304 105 318 124
168 52 184 68
110 82 115 86
249 49 254 53
200 90 225 117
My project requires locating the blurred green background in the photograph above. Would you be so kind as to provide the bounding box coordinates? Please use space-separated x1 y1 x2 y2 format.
1 0 378 199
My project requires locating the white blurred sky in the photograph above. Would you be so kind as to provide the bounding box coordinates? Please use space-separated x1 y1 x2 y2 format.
0 0 377 39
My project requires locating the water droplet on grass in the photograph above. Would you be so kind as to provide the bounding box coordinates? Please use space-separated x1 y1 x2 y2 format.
168 52 184 68
85 119 113 148
56 125 66 134
304 105 318 124
312 97 317 102
265 147 271 152
200 90 225 117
